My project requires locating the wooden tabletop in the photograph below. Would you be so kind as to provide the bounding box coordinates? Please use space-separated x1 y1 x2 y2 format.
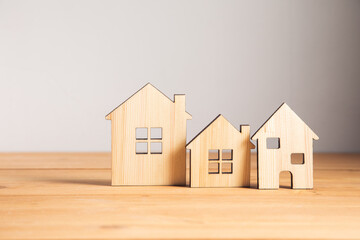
1 153 360 239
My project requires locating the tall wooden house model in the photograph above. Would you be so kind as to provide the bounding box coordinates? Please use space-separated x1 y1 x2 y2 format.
106 83 192 186
252 103 319 189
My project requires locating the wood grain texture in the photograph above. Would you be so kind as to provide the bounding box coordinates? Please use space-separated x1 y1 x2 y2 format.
0 152 111 169
187 115 255 187
252 103 319 189
0 153 360 239
106 83 191 186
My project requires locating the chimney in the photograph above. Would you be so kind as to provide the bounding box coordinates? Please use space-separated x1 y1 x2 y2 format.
174 95 186 113
240 125 250 136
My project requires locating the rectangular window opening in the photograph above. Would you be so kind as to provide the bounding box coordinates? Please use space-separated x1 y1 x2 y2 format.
291 153 305 164
222 162 233 174
208 162 219 174
150 142 162 154
136 142 148 154
150 127 162 140
208 149 219 160
136 128 148 140
222 149 233 160
267 137 280 149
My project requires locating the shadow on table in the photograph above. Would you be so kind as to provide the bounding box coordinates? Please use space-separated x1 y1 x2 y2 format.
45 179 291 189
46 178 111 186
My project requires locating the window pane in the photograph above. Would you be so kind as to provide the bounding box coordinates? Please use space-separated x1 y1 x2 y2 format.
266 137 280 149
208 149 219 160
222 162 233 174
150 142 162 154
136 142 148 154
208 162 219 174
222 149 233 160
151 128 162 140
136 128 148 140
291 153 304 164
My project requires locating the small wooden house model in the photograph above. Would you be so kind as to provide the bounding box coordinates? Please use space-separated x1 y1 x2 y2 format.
252 103 319 189
106 83 192 186
186 115 255 188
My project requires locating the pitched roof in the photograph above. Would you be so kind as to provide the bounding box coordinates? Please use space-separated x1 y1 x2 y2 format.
105 83 192 119
186 114 222 146
251 102 319 140
186 114 255 149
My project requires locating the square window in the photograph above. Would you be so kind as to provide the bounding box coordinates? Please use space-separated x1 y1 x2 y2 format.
136 128 148 140
222 162 233 174
222 149 233 160
291 153 304 164
136 142 148 154
151 128 162 140
208 149 219 160
208 162 219 174
267 137 280 149
150 142 162 154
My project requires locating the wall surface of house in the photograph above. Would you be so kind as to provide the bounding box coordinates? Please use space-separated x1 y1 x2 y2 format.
0 0 359 152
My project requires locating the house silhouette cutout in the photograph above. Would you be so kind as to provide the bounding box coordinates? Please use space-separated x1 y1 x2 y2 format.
106 83 192 186
187 114 255 187
252 103 319 189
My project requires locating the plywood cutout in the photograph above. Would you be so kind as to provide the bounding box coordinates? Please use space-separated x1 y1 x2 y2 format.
106 83 192 186
252 103 319 189
186 115 255 188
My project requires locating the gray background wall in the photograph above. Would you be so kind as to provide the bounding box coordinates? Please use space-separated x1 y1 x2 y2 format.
0 0 359 152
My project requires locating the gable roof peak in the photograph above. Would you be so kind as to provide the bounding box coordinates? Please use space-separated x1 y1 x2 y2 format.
143 82 154 88
105 83 154 119
186 114 239 147
105 82 192 120
251 102 319 140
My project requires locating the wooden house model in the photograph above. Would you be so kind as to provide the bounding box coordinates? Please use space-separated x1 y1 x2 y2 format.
252 103 319 189
105 83 192 186
186 115 255 187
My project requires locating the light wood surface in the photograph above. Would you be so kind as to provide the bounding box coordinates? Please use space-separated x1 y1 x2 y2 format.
186 115 255 187
1 153 360 239
106 83 191 186
252 103 319 189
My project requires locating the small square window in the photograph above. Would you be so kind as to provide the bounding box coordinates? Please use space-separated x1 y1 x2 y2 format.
222 162 233 174
291 153 304 164
267 137 280 149
150 142 162 154
136 128 148 140
208 162 219 174
136 142 148 154
208 149 219 160
222 149 233 160
151 128 162 140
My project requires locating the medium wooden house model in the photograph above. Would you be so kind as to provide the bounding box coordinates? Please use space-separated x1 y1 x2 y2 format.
186 115 255 187
252 103 319 189
106 83 192 186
